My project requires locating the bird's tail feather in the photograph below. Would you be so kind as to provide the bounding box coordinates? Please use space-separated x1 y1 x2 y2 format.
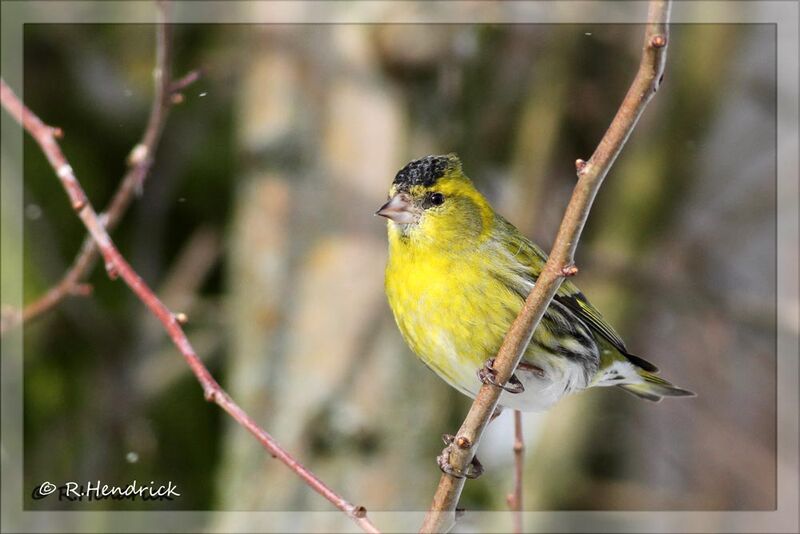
618 370 696 402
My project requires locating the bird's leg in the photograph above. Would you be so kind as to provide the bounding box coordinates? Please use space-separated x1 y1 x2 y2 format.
518 361 546 378
437 434 484 479
436 408 502 479
477 357 525 394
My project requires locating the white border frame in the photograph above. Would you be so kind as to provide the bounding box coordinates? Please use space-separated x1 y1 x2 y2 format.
2 2 797 532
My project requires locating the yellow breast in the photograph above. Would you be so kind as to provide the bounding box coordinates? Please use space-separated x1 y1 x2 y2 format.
384 229 523 394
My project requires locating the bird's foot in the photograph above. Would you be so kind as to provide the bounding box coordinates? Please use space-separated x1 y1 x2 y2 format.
437 434 484 479
477 358 525 394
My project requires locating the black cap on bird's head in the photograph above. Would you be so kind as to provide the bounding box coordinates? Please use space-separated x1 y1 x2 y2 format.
392 154 462 190
376 153 466 225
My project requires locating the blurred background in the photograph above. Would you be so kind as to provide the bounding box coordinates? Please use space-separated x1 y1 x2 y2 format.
5 4 783 532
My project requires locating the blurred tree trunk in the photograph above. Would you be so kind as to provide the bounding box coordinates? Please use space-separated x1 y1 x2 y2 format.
213 22 457 532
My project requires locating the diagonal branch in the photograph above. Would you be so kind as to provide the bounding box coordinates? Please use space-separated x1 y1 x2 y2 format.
0 79 380 534
420 2 672 532
0 7 201 335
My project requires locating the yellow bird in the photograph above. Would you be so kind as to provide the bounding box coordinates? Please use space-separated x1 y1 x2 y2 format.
378 154 694 413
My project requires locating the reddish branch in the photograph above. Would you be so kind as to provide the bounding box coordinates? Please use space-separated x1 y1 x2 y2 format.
420 2 672 532
0 79 380 533
506 411 524 534
0 16 202 334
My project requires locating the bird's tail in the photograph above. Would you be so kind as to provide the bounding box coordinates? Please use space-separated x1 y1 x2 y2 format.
618 370 696 402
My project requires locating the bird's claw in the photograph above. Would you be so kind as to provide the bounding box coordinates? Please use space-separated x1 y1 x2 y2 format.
477 358 525 394
437 434 484 479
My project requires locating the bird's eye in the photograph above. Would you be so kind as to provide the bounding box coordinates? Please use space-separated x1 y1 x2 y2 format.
429 192 445 206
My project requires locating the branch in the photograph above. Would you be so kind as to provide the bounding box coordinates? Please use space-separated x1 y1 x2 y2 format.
0 79 380 534
420 2 671 531
0 10 200 335
506 411 524 534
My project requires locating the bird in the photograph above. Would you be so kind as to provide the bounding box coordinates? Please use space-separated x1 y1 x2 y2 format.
377 154 694 415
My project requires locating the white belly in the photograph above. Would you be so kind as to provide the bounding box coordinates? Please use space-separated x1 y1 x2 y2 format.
498 359 587 411
435 348 590 412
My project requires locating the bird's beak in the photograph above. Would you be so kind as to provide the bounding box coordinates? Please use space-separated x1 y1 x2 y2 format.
375 193 416 224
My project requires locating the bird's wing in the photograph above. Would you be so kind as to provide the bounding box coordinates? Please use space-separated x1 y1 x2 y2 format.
497 219 636 359
505 231 661 373
554 287 660 373
553 286 627 352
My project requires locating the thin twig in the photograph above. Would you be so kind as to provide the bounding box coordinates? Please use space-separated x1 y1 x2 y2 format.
0 7 194 335
0 79 380 534
420 2 671 532
506 410 524 534
169 68 204 94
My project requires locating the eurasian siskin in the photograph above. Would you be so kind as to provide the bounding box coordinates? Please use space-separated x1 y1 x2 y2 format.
378 154 694 412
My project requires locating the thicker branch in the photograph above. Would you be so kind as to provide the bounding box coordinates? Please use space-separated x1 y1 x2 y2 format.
420 2 671 532
0 79 380 534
